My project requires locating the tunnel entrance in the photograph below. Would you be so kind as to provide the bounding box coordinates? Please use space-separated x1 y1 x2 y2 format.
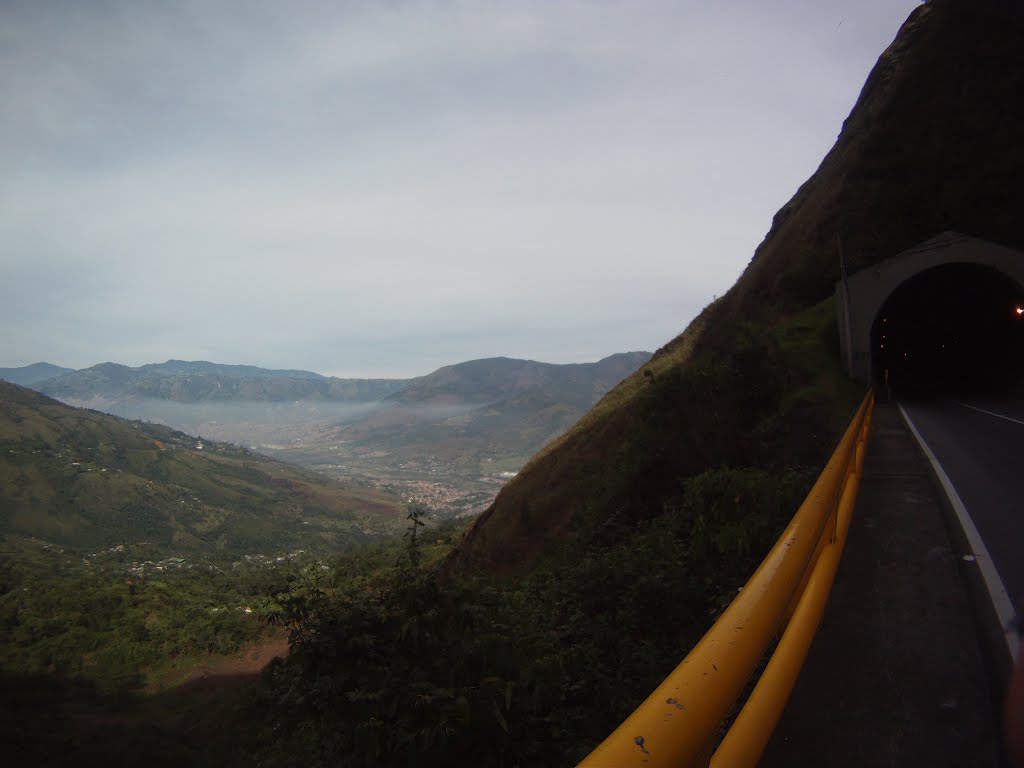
871 263 1024 398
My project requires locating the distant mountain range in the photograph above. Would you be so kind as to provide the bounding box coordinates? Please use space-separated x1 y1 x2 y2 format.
0 353 652 494
443 0 1024 576
22 360 407 404
0 362 74 387
0 381 402 554
1 354 650 409
386 354 649 409
279 353 654 480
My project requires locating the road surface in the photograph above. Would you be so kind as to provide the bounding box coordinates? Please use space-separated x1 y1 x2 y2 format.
761 402 1003 767
899 398 1023 658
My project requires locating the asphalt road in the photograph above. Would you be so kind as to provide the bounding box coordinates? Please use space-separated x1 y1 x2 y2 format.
761 403 1003 767
899 399 1024 633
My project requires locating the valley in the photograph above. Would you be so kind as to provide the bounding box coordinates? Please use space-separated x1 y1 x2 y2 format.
0 351 651 740
5 352 652 520
3 1 1019 763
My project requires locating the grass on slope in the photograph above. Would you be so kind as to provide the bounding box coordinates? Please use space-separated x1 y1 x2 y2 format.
0 382 403 555
446 295 864 577
523 307 711 473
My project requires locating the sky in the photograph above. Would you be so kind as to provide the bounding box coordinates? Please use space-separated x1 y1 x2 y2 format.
0 0 923 378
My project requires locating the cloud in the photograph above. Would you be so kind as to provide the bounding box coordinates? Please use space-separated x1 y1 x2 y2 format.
0 0 923 375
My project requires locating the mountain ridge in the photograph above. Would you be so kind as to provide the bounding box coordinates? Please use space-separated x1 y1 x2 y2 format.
385 352 652 408
34 360 408 404
3 353 653 504
0 380 403 554
261 351 653 490
6 352 653 408
442 0 1024 577
0 362 74 387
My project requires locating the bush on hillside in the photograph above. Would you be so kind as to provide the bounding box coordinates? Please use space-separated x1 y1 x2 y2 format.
255 469 814 767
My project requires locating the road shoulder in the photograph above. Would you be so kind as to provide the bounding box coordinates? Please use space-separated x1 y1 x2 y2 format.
760 403 1002 767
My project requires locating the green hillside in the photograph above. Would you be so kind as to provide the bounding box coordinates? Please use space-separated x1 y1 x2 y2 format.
386 353 651 407
21 355 652 497
250 4 1024 764
444 0 1024 575
272 352 652 485
6 3 1021 765
0 381 403 554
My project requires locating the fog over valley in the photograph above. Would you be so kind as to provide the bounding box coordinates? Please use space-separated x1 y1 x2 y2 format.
61 396 387 448
4 351 652 518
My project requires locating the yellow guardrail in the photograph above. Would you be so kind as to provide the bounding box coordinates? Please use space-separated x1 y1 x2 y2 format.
578 391 874 768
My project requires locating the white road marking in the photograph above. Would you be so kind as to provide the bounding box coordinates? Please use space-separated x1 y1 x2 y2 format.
899 404 1019 663
956 401 1024 427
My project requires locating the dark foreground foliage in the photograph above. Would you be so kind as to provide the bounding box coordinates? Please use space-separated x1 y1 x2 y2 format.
253 469 814 767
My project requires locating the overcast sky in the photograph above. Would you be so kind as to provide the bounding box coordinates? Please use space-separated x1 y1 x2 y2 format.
0 0 922 378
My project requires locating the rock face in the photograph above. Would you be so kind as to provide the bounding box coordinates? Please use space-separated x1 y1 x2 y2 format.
443 0 1024 577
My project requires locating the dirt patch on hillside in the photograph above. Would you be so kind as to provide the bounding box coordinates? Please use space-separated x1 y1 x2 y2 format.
147 629 290 695
138 632 292 753
180 631 290 685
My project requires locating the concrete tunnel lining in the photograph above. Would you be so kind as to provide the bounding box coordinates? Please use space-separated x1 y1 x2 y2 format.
837 232 1024 385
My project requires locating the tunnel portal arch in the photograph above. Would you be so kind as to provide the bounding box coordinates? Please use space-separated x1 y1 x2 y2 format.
838 232 1024 391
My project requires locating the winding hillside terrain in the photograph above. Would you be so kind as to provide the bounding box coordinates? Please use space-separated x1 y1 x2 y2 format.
444 0 1024 576
0 381 403 554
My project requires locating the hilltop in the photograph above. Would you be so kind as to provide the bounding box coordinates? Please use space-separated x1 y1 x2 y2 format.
444 0 1024 576
265 353 651 495
0 362 73 387
32 359 408 404
6 354 652 513
386 353 651 408
0 380 403 554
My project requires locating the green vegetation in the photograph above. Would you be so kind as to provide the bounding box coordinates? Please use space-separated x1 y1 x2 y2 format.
443 296 862 576
252 470 813 767
0 512 460 767
265 353 651 488
446 0 1024 578
0 381 403 555
0 535 286 690
0 381 413 765
5 3 1023 765
5 474 811 766
529 311 709 469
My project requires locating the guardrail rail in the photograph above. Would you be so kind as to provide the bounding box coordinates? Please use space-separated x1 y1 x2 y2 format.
578 391 875 768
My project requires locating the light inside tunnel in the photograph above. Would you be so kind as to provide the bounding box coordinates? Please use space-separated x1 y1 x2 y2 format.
871 263 1024 398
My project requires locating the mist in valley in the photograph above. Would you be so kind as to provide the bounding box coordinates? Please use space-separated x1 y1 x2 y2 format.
64 397 386 449
61 396 496 454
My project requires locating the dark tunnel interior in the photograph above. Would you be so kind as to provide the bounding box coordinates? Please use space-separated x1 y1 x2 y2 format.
871 263 1024 398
